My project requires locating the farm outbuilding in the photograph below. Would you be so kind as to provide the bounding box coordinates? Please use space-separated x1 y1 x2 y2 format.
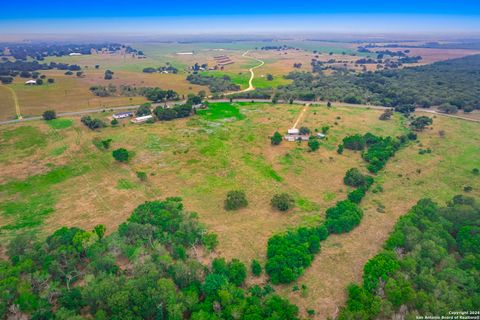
25 80 37 85
131 115 153 123
113 111 133 119
285 128 310 142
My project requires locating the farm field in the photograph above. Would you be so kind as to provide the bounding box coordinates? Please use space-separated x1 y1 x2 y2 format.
0 102 478 318
2 40 480 121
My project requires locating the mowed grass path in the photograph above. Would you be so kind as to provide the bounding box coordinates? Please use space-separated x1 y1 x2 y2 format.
0 103 478 319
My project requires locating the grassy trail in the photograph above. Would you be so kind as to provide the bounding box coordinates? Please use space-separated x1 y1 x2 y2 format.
0 85 21 119
225 51 265 95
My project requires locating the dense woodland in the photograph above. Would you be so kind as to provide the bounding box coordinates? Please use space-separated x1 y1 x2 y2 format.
339 195 480 319
0 198 299 319
232 55 480 112
279 54 480 111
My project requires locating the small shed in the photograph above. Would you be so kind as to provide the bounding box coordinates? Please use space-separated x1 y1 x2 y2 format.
285 128 309 142
25 80 37 85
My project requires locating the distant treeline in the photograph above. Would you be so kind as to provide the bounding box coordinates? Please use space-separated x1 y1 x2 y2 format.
366 41 480 50
89 85 180 101
186 74 240 93
259 45 297 51
0 60 81 77
142 64 178 74
0 43 138 60
246 54 480 112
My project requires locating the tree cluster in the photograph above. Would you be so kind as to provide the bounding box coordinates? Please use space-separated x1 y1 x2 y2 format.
1 197 299 319
339 196 480 319
186 74 240 93
80 116 106 130
0 43 135 60
270 54 480 112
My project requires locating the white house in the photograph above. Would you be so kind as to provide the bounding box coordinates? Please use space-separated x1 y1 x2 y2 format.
113 111 133 119
25 80 37 85
316 133 326 139
131 115 153 124
69 53 82 56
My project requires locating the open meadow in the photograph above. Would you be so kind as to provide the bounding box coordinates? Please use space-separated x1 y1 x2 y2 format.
0 102 478 318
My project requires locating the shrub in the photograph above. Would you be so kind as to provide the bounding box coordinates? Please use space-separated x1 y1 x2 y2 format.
110 118 118 126
47 78 55 84
325 200 363 234
337 144 344 154
112 148 129 162
104 70 114 80
203 233 218 252
407 132 417 140
348 188 367 204
438 103 458 114
343 134 365 150
271 131 283 145
101 139 112 149
266 227 321 284
379 109 393 120
0 76 13 84
81 116 106 130
136 171 147 181
410 116 432 131
308 138 320 152
136 103 152 116
155 107 178 121
224 190 248 210
251 260 262 276
271 193 295 212
227 259 247 286
343 168 373 188
299 127 311 135
42 110 57 121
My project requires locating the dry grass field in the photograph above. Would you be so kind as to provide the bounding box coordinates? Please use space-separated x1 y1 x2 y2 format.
377 47 480 64
0 102 478 318
0 41 390 120
2 41 478 121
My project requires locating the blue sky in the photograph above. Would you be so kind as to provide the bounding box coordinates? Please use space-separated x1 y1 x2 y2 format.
1 0 480 34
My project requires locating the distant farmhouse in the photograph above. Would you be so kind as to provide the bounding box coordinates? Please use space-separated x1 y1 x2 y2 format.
69 52 82 56
25 80 37 85
113 111 133 119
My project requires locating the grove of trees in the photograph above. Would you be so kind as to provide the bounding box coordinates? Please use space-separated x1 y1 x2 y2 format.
339 196 480 319
1 197 300 319
186 74 240 93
